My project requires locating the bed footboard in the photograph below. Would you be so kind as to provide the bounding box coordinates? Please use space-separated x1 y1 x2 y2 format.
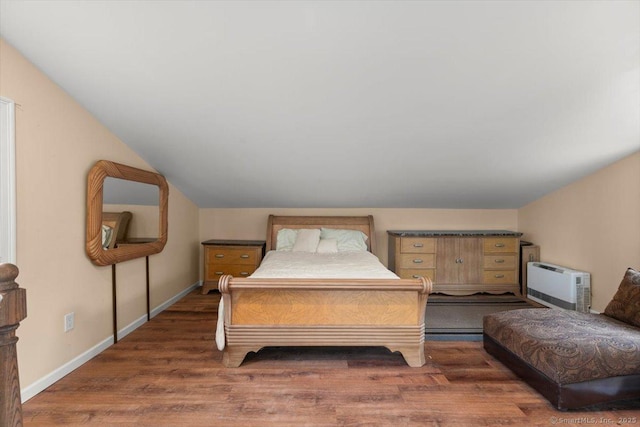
218 275 432 367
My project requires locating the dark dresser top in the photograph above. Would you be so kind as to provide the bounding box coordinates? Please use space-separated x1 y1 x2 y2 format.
201 239 266 246
387 230 523 237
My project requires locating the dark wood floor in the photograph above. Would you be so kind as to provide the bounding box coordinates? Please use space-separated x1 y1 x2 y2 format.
22 290 640 426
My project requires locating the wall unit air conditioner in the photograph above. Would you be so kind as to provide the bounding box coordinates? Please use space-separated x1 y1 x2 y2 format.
527 262 591 312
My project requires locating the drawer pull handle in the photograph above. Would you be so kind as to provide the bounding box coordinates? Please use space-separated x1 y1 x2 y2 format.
412 275 420 279
215 271 224 275
412 259 423 264
215 254 225 258
494 274 505 278
240 254 250 259
494 259 505 264
240 272 249 276
413 243 424 248
494 243 505 248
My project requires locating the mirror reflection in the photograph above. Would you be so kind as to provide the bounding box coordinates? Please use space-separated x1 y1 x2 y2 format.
102 178 160 247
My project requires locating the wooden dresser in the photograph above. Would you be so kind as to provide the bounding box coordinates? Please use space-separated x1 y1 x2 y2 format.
387 230 523 295
201 240 266 294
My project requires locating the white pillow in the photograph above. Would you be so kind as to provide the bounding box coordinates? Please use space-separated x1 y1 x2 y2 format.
292 229 321 252
320 228 368 252
316 238 338 253
276 228 298 251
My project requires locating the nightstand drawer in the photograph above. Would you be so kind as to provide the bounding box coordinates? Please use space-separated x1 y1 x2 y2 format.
206 265 257 281
398 253 436 269
400 237 436 253
207 247 259 265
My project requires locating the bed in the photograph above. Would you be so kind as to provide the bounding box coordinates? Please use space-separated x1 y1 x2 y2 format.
216 215 433 368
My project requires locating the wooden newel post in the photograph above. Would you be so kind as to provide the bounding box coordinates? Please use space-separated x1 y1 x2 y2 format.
0 263 27 427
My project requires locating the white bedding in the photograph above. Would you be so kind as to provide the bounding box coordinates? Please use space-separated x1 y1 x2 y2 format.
250 250 399 279
216 250 398 350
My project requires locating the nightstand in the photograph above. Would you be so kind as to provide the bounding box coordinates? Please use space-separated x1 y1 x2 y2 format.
201 240 266 294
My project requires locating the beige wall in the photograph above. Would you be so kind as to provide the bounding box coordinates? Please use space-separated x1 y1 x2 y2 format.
0 39 200 390
103 204 160 239
199 208 519 266
518 151 640 312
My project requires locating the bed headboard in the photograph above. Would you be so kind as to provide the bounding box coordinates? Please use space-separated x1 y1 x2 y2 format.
265 215 377 255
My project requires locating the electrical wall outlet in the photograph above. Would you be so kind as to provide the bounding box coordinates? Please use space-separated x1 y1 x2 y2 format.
64 312 74 332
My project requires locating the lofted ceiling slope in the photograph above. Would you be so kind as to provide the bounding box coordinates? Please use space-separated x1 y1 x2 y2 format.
1 1 638 208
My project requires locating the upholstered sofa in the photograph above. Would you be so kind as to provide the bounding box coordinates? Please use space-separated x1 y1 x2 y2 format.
483 268 640 410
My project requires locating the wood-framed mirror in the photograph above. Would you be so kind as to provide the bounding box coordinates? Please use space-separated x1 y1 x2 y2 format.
86 160 169 266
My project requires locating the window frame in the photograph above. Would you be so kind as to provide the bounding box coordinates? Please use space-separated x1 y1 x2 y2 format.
0 97 16 264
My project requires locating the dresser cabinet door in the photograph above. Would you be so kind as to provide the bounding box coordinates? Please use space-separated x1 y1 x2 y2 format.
435 237 481 285
458 238 483 284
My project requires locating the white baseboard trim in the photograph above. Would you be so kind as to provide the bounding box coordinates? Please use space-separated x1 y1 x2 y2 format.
21 281 202 403
20 336 113 403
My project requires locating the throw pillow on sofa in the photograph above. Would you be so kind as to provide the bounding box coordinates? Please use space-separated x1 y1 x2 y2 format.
603 267 640 328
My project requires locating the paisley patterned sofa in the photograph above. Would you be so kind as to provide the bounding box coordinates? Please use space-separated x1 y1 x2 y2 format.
483 268 640 410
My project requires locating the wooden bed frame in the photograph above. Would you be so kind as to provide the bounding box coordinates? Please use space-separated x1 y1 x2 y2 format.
218 215 433 368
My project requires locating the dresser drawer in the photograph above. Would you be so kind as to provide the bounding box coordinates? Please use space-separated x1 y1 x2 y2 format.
400 237 436 253
483 255 517 270
483 237 517 253
398 253 436 269
483 270 516 284
207 247 259 265
397 268 435 281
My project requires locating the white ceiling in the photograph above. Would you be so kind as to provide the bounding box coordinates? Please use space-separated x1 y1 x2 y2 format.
1 1 638 208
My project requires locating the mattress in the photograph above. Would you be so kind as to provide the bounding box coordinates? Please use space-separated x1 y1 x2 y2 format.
250 250 399 279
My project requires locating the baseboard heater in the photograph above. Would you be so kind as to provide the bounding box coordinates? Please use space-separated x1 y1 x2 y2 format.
527 262 591 312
